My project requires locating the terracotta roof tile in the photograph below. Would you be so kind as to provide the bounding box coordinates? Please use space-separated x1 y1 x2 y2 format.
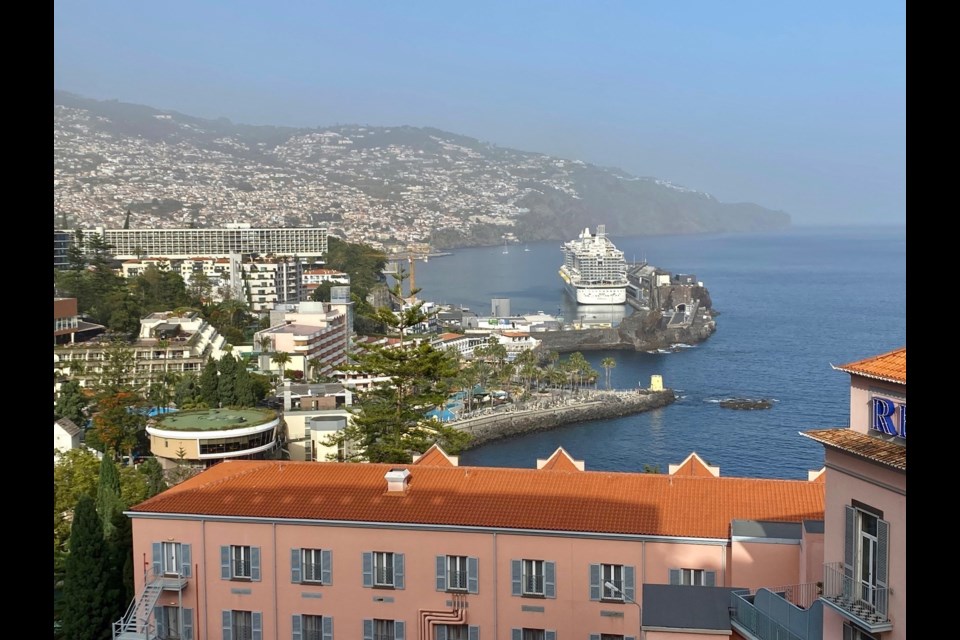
833 347 906 384
130 460 825 540
801 429 906 471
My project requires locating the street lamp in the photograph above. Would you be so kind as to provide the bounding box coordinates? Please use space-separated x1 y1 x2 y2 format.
604 580 641 636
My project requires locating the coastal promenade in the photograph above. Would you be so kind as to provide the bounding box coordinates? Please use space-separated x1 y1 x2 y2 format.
452 388 676 449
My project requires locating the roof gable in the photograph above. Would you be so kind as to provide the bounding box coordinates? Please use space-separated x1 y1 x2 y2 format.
412 444 459 467
537 447 584 471
668 452 719 477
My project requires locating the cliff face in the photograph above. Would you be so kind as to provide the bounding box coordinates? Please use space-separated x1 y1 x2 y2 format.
536 308 717 353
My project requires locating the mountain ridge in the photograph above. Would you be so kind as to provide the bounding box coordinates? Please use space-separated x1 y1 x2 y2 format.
54 90 790 250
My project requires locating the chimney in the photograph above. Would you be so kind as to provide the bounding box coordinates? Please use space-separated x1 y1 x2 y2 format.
385 468 411 493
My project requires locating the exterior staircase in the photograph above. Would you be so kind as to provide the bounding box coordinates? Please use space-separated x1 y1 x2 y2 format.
112 578 162 640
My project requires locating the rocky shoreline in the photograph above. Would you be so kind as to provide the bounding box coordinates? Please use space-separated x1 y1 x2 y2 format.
454 389 676 449
536 307 717 353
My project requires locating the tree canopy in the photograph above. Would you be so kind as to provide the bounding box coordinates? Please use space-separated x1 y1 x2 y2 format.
322 272 470 462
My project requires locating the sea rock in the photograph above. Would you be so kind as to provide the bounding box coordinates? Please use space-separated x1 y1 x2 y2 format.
719 398 773 410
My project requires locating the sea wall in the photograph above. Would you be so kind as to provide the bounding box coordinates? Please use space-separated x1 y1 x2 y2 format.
455 389 676 448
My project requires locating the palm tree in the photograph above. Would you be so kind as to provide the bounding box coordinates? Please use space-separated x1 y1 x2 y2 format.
307 357 323 382
601 357 616 390
271 351 291 382
258 334 272 354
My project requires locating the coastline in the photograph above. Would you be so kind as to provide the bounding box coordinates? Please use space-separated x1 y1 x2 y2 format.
453 388 676 449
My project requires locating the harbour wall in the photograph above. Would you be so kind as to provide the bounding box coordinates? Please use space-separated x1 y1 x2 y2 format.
454 389 676 449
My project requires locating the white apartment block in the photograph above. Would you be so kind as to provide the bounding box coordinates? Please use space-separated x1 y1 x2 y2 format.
254 299 354 380
241 258 304 313
71 223 329 260
53 310 230 393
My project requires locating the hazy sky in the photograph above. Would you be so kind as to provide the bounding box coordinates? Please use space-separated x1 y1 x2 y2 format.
54 1 905 226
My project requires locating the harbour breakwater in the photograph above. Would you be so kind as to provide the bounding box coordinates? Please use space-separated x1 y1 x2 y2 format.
454 389 676 449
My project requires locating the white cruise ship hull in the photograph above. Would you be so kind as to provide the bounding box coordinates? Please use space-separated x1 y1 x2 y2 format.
567 281 627 304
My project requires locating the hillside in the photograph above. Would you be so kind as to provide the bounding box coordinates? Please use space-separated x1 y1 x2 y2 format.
54 91 790 250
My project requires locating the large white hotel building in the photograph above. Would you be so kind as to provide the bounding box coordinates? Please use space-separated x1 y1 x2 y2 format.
54 222 329 262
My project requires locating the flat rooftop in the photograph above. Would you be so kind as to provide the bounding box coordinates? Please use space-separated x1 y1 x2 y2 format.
154 408 276 432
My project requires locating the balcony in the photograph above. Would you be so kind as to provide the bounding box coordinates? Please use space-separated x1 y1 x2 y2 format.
819 562 892 634
729 584 823 640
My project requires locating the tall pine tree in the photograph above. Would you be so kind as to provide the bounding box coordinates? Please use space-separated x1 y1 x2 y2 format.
96 455 122 538
61 495 113 640
199 356 220 407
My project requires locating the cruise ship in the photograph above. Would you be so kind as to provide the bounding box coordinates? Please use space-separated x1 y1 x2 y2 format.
559 225 628 304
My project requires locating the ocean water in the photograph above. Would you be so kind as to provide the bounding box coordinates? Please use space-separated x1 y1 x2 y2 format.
412 225 906 479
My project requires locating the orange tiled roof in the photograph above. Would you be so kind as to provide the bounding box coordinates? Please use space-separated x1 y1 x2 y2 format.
801 429 906 471
833 347 906 385
130 460 825 540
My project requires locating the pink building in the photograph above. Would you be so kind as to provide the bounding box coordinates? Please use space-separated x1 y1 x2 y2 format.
119 447 825 640
802 347 906 640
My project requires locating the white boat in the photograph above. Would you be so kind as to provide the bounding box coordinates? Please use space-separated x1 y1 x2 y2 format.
558 224 628 305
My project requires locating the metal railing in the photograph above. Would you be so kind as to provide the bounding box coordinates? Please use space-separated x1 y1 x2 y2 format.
523 574 544 595
375 566 394 586
820 562 889 626
447 570 468 590
759 581 823 610
729 590 804 640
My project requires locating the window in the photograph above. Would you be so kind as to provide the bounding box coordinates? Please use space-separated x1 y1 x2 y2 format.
301 615 324 640
669 568 716 586
152 542 191 578
448 555 468 590
375 551 395 586
845 504 889 611
363 619 406 640
222 610 261 640
843 623 878 640
435 625 478 640
155 606 194 640
437 555 478 593
221 545 261 581
363 551 405 589
292 548 331 585
589 563 635 603
511 630 556 640
511 559 556 598
162 542 181 576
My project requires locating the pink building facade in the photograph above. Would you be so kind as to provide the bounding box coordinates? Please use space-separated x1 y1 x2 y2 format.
803 347 906 640
120 448 825 640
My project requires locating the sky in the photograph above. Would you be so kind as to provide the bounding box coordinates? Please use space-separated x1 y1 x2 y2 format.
54 1 906 226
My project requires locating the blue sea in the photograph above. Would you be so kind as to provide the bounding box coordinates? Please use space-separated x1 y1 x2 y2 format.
412 225 906 479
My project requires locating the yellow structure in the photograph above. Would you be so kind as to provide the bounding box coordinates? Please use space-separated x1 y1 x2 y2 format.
650 374 664 391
